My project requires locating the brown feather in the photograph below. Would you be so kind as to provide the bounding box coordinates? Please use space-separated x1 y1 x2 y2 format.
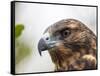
46 19 97 71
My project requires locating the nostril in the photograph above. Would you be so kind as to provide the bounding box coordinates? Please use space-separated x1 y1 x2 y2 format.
46 37 49 40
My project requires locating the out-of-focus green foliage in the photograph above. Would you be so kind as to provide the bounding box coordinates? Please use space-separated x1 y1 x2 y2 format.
15 24 32 65
15 24 24 38
15 42 32 64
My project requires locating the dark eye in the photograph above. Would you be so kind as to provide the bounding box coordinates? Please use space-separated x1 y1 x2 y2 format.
62 29 70 37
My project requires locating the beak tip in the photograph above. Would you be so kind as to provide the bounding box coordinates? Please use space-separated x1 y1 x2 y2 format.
38 45 42 56
38 49 42 56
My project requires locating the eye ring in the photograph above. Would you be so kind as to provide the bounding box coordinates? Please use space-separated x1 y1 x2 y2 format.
62 29 70 37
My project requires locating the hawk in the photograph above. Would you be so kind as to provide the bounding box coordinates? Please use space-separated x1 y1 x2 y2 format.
38 19 97 71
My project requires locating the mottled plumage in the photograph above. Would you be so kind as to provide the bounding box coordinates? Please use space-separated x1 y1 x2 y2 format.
38 19 97 71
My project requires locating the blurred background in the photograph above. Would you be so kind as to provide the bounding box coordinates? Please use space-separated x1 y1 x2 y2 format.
15 2 97 73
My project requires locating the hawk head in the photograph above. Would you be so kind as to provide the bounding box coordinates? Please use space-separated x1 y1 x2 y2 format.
38 19 96 71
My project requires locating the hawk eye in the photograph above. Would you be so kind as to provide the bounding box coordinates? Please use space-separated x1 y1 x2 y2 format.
62 29 70 37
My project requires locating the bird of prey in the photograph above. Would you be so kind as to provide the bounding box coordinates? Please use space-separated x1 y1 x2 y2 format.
38 19 97 71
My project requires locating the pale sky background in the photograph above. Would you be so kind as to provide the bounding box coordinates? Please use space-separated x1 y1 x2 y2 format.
15 2 97 73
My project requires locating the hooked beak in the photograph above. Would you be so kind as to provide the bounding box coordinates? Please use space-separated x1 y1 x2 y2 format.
38 38 48 56
38 33 57 56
